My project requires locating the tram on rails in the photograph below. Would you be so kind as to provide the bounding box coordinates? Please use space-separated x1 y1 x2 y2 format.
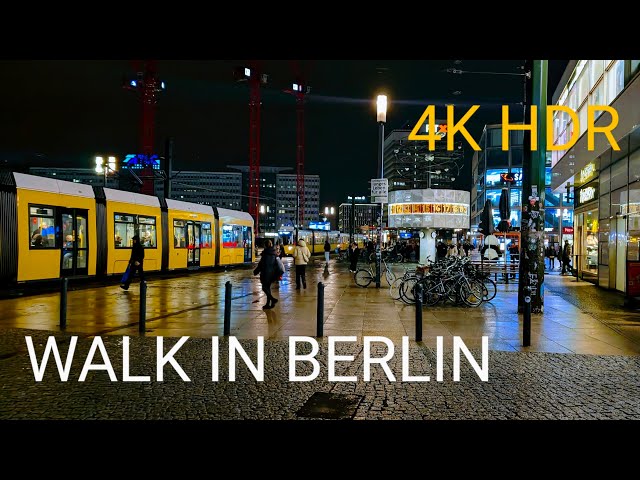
281 230 366 256
0 172 254 284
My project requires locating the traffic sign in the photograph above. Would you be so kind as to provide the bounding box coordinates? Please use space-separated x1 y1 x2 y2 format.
371 178 388 203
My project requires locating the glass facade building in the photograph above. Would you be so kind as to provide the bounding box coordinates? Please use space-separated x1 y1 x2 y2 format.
550 60 640 290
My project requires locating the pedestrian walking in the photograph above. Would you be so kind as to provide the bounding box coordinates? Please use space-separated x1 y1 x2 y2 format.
561 240 572 275
253 240 283 309
293 238 311 289
121 234 145 290
324 238 331 264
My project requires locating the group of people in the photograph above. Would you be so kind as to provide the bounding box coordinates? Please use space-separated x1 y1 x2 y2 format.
546 240 573 274
254 238 312 309
436 240 475 260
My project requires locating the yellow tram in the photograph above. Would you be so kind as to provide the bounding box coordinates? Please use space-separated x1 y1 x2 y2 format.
0 172 254 284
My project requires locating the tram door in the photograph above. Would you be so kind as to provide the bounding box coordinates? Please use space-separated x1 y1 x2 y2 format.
243 226 253 262
187 221 201 268
59 208 89 277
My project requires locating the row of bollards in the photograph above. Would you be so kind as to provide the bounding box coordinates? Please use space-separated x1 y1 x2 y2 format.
59 278 427 341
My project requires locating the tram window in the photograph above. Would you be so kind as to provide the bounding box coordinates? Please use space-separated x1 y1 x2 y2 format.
173 220 186 248
222 224 243 248
114 214 136 248
29 205 57 249
201 222 212 248
114 214 157 248
138 216 157 248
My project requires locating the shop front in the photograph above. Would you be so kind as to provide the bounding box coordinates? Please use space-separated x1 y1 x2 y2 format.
574 180 599 281
387 189 470 264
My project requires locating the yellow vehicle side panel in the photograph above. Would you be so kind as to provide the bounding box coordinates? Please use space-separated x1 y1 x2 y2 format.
106 201 162 275
218 218 254 265
16 189 97 282
167 210 215 269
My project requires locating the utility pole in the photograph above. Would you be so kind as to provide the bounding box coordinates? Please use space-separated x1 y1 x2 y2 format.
349 196 355 243
518 60 548 314
163 137 173 200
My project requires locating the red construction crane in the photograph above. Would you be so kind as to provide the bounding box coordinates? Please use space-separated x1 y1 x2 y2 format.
123 60 166 195
285 64 312 229
235 64 268 234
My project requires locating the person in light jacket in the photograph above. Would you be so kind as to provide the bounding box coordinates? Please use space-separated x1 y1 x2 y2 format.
293 239 311 289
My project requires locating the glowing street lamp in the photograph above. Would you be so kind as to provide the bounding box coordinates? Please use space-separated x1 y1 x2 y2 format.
375 94 388 288
95 156 117 187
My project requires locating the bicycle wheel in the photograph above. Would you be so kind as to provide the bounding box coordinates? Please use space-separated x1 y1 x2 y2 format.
400 277 418 304
482 277 497 302
459 279 485 307
389 277 404 300
417 278 442 307
354 269 373 288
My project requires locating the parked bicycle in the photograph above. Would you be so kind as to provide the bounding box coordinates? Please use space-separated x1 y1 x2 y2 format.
354 258 396 287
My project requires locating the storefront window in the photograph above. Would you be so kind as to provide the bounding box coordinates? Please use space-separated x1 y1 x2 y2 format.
599 193 610 219
562 209 573 229
485 189 502 208
628 215 640 261
611 187 628 216
510 188 522 207
29 205 57 248
509 210 520 228
598 218 609 266
585 213 599 274
629 180 640 215
611 158 628 191
173 220 186 248
485 169 503 187
600 167 610 194
545 188 562 207
201 222 212 248
629 150 640 184
510 168 523 186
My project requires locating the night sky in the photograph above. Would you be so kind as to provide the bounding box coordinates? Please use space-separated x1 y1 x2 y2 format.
0 60 568 209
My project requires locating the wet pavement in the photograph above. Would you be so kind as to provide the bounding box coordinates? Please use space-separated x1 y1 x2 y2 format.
2 258 640 420
0 257 639 355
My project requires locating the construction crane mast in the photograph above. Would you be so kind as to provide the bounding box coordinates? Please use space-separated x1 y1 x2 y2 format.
285 66 311 229
235 64 268 234
123 60 166 195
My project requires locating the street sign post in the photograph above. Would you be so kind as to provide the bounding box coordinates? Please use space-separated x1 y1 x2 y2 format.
371 178 388 203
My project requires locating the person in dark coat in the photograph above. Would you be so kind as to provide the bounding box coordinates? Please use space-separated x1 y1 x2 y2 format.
121 234 145 290
253 240 279 309
436 241 448 260
349 242 360 273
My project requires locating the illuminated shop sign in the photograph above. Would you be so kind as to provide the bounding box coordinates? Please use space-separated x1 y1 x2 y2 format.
563 227 574 234
575 181 598 207
389 203 469 215
500 172 522 183
580 162 596 184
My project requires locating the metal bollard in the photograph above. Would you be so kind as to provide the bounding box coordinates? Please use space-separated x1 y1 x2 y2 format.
139 281 147 333
415 283 423 342
523 287 531 347
224 281 232 336
316 282 324 337
60 277 68 329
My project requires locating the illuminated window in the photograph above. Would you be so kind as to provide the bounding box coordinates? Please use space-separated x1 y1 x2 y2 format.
29 205 57 249
173 219 186 248
114 214 157 248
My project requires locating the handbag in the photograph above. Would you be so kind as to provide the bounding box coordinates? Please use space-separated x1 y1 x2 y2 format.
121 265 132 284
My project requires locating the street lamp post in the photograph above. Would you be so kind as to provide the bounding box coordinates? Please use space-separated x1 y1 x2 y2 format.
95 156 117 187
376 94 387 288
323 206 335 229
